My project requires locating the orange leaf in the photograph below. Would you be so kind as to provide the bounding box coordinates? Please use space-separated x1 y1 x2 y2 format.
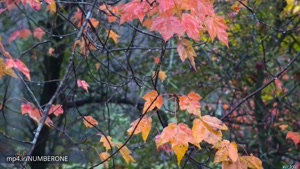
127 117 152 142
107 30 119 44
21 102 53 127
5 59 31 81
89 18 100 28
117 143 136 164
179 91 202 117
157 123 199 165
204 15 228 46
202 115 228 131
214 140 238 163
177 39 197 70
33 27 45 41
77 79 89 92
142 90 163 114
95 62 101 70
192 118 223 145
100 135 114 151
222 156 248 169
99 4 120 23
48 104 63 117
8 29 32 43
240 154 263 169
150 16 185 41
286 131 300 146
99 152 110 169
83 116 98 128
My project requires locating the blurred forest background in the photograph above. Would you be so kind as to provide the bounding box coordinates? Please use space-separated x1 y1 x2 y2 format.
0 0 299 169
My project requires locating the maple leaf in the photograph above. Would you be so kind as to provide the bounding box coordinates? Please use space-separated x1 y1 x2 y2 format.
240 154 263 169
21 102 53 127
151 16 185 41
214 140 238 163
155 135 172 155
202 115 228 131
0 58 17 79
157 123 199 165
48 104 63 117
73 8 83 27
286 131 300 146
99 152 110 169
8 29 32 43
179 91 202 116
192 116 227 145
157 0 175 13
99 4 120 23
181 13 202 41
100 135 115 151
222 156 248 169
107 30 119 44
5 59 31 80
33 27 45 41
177 39 197 70
127 117 152 142
152 71 167 82
77 79 89 92
119 0 151 24
45 0 56 14
83 116 98 128
117 143 136 164
204 15 228 46
142 90 163 113
89 18 100 28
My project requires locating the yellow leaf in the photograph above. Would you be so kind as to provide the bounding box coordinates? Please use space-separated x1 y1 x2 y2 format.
127 117 152 142
173 144 188 165
46 0 56 14
0 58 17 79
240 154 263 169
117 144 136 164
99 152 110 169
100 136 114 151
152 71 167 82
214 140 238 163
107 30 119 44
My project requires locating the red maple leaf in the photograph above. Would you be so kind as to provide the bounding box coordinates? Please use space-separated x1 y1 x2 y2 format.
120 0 151 24
5 59 31 81
150 16 184 41
181 13 202 41
33 27 45 41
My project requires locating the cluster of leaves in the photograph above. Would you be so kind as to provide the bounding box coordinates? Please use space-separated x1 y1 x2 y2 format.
0 0 299 168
